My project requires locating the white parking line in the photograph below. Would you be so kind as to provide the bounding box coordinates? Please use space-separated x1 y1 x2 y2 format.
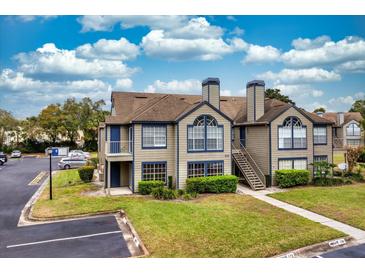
6 230 121 248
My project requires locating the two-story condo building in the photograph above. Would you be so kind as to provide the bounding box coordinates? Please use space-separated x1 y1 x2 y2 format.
98 78 334 193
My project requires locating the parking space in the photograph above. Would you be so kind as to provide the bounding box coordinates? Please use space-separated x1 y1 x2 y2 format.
0 158 131 258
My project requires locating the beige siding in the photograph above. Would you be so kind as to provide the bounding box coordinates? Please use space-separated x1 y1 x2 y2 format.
178 104 232 189
270 107 314 185
133 124 176 192
246 84 264 122
246 87 255 122
314 125 333 164
202 84 220 109
245 125 270 175
255 85 265 120
233 126 241 148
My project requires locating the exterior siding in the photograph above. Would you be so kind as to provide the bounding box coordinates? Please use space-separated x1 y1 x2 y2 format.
246 84 264 122
202 84 220 109
233 126 241 148
270 107 314 185
178 104 232 189
133 124 176 192
245 125 270 175
314 124 333 164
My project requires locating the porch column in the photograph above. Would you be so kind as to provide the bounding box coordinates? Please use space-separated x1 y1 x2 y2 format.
107 160 111 196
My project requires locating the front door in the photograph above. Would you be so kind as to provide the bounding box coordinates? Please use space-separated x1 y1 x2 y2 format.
110 162 121 188
110 126 120 153
240 126 246 147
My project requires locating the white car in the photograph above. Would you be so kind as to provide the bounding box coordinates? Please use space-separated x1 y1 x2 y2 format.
58 157 87 169
10 150 22 158
68 150 90 159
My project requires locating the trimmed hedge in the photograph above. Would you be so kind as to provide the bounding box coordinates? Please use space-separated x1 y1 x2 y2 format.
138 180 165 195
186 175 238 194
151 187 178 200
78 166 94 182
275 170 310 188
87 157 98 168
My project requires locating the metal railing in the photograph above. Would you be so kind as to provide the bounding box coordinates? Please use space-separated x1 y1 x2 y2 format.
105 141 133 154
232 141 266 185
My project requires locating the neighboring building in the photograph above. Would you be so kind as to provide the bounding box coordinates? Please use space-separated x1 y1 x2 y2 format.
316 112 364 150
98 78 334 193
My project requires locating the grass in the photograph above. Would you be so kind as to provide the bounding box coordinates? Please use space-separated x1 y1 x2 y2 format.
333 151 345 165
270 184 365 230
32 170 344 258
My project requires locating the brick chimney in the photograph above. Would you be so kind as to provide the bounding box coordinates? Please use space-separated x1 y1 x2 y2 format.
246 80 265 122
202 77 220 109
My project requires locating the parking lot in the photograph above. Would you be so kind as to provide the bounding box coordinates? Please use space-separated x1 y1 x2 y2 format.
0 157 131 258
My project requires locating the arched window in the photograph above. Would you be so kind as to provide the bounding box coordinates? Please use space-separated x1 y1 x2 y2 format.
278 117 307 149
188 115 223 151
346 123 360 136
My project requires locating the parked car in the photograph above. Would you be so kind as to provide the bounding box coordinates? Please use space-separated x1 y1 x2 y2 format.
58 157 87 170
10 150 22 158
0 152 7 164
68 150 90 159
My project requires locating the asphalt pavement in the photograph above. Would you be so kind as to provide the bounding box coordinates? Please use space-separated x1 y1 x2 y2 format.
0 157 131 258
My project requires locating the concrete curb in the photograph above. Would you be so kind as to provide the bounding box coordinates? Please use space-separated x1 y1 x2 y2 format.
274 236 355 258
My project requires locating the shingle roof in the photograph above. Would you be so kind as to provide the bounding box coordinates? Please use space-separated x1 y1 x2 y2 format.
106 91 334 125
319 112 363 126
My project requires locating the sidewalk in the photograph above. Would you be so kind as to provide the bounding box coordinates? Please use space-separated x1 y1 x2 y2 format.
237 185 365 242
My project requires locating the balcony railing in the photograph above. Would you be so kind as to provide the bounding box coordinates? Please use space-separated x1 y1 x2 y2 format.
105 141 133 155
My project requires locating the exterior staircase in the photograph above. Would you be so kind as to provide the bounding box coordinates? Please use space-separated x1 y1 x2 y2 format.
232 144 266 191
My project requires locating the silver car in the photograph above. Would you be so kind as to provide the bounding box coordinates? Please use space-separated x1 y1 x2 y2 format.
68 150 90 159
58 157 87 170
10 150 22 158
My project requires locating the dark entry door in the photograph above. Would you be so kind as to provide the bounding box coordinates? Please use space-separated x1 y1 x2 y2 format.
110 126 120 153
240 127 246 147
111 162 121 188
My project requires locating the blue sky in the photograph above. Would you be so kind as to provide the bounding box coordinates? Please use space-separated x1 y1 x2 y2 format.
0 15 364 118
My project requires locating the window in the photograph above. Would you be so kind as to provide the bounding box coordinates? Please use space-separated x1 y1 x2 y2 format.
187 161 224 178
314 155 328 163
188 115 223 152
346 123 361 136
347 139 361 146
278 117 307 149
314 126 327 144
142 125 166 148
278 158 307 170
142 162 167 182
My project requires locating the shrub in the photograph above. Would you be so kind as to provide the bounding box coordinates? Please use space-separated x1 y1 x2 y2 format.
87 157 98 168
168 176 173 189
185 175 238 194
344 172 364 182
177 189 185 196
346 146 364 172
182 193 192 200
275 170 310 188
138 181 165 195
151 187 177 200
358 149 365 163
313 177 352 186
78 166 95 182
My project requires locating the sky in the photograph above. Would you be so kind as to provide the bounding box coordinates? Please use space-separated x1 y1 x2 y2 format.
0 15 364 118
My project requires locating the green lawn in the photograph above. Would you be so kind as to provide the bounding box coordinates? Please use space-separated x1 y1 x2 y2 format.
333 151 345 165
32 170 344 258
270 184 365 230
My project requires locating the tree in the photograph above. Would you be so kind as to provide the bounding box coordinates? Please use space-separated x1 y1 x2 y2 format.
313 107 326 113
78 98 109 150
346 146 364 172
0 109 18 148
265 88 295 104
349 99 365 118
20 116 42 141
38 104 64 144
61 98 82 145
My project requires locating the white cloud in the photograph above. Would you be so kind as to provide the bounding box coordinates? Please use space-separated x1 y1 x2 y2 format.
165 17 224 39
354 92 365 99
76 37 139 61
144 79 202 93
16 16 58 22
78 15 189 32
141 30 246 61
258 68 341 84
282 36 365 67
335 60 365 73
221 89 232 96
114 78 133 90
274 84 324 98
291 35 331 50
0 69 111 103
329 96 355 105
15 43 137 79
244 44 281 63
229 26 244 36
226 16 237 21
302 102 330 112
